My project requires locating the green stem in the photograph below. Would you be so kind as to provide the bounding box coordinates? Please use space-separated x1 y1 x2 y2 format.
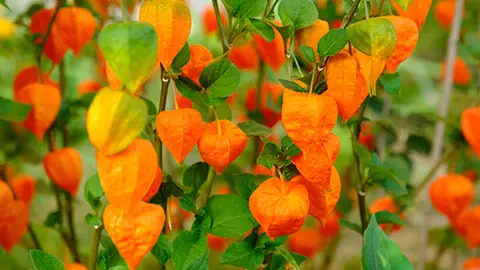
199 166 216 207
157 67 171 169
37 0 64 74
66 195 80 262
27 224 43 251
120 0 129 22
89 225 103 270
308 63 318 96
350 99 369 234
413 147 456 199
252 60 266 167
212 0 230 53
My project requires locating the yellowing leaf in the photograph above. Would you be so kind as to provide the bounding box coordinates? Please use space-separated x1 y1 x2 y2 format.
139 0 192 71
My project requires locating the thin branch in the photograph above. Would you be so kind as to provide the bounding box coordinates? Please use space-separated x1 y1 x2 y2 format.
212 0 230 53
88 225 103 270
418 0 465 268
157 67 171 170
252 60 266 167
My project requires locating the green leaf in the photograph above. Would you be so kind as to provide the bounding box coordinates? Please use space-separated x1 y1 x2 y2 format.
176 76 203 100
85 213 102 227
277 249 302 270
221 242 264 270
208 194 258 237
465 32 480 58
235 174 258 200
98 22 158 93
200 94 228 107
379 73 400 95
222 0 267 19
368 165 408 196
257 142 280 169
199 59 240 97
84 174 104 211
0 98 31 122
346 18 396 58
281 136 301 157
172 231 208 270
180 193 196 213
339 219 363 234
362 216 414 270
140 97 157 115
188 250 209 270
183 162 210 196
191 213 213 236
249 19 275 42
374 211 406 226
151 234 172 264
393 0 414 11
317 29 348 57
171 42 191 73
278 0 319 30
30 250 66 270
406 134 431 154
278 79 306 92
255 233 288 250
44 211 62 228
300 45 316 63
98 236 128 270
238 120 272 137
72 92 96 109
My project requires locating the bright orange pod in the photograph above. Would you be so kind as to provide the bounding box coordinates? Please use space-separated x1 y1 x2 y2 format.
318 211 341 240
56 7 96 56
383 16 419 73
0 200 29 252
30 9 68 64
0 181 14 205
207 234 228 252
15 83 62 140
139 0 192 70
245 83 284 127
369 196 405 233
295 19 329 60
181 44 213 86
198 120 248 174
103 201 165 269
392 0 433 29
464 258 480 269
156 108 203 164
202 6 228 35
461 107 480 157
249 177 309 238
43 147 83 196
291 134 340 186
434 0 461 28
10 174 36 206
105 62 123 90
142 167 163 202
429 174 474 219
287 228 323 258
228 42 259 71
281 89 338 153
253 24 286 72
291 167 341 224
358 123 375 151
325 51 368 121
441 57 472 87
13 66 58 99
464 206 480 248
97 139 157 210
65 263 87 270
78 80 102 95
452 209 470 238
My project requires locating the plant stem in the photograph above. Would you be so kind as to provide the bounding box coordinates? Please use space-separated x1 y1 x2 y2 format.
351 99 369 234
66 195 80 262
37 0 63 72
212 0 229 53
413 147 456 199
308 63 318 96
27 224 43 251
252 60 266 167
157 67 170 169
199 166 216 208
89 225 103 270
418 0 464 267
120 0 129 22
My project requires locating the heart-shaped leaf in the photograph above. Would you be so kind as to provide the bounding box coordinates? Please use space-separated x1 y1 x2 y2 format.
98 22 158 93
199 59 240 98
